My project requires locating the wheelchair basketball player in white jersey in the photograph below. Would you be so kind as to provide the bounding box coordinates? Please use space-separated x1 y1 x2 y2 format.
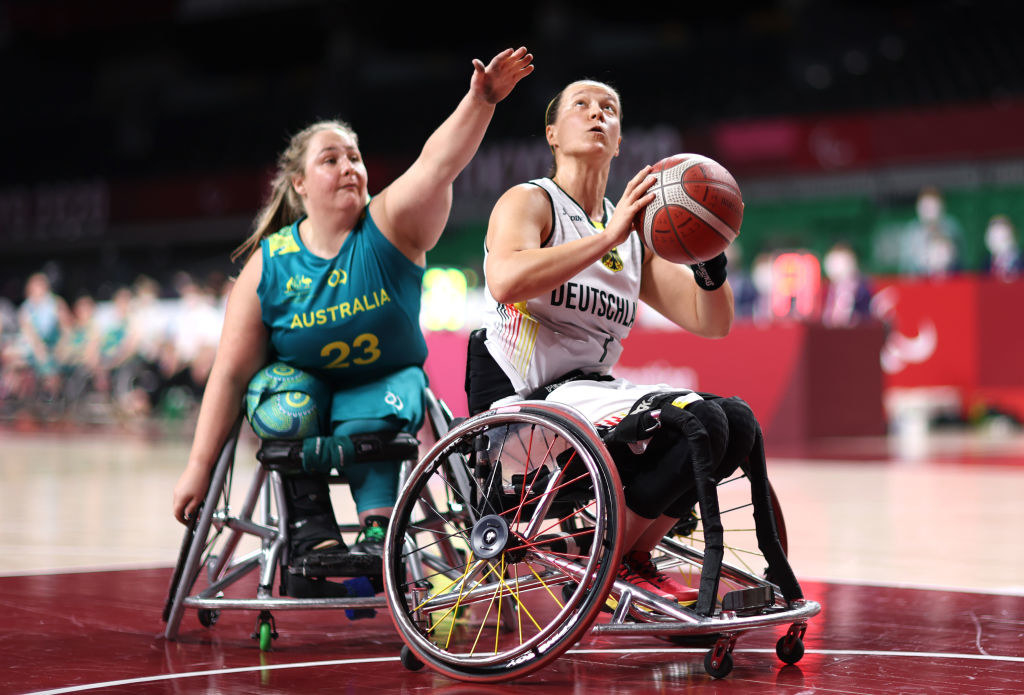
469 79 771 603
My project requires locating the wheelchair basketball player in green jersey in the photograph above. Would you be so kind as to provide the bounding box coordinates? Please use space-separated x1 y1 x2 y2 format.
172 47 533 597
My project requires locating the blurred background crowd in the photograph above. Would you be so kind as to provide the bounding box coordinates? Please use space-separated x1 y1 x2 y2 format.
0 268 227 427
2 0 1023 431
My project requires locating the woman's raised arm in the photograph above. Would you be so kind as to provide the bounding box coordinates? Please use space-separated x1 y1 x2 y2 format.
370 47 533 263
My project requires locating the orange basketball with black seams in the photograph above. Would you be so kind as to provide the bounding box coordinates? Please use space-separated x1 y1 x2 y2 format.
633 154 743 264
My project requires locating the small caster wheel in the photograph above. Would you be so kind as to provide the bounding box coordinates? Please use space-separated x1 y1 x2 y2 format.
561 582 578 603
704 650 733 679
776 634 805 664
252 610 277 652
258 621 273 651
400 644 424 671
197 608 219 628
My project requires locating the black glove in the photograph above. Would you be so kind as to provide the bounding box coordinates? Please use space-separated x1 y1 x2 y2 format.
690 252 728 291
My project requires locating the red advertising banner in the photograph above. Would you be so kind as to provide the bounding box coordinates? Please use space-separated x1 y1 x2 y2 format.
713 100 1024 175
425 277 1024 443
425 322 887 445
873 276 1024 421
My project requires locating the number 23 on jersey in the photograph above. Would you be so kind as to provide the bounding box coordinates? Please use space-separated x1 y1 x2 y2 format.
320 333 382 369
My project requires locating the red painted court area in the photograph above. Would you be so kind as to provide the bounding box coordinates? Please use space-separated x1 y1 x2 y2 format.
2 569 1022 694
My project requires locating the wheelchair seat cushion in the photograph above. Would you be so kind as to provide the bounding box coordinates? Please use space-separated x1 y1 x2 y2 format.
545 377 692 427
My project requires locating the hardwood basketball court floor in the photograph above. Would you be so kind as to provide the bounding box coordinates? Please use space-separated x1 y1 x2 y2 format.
1 425 1022 694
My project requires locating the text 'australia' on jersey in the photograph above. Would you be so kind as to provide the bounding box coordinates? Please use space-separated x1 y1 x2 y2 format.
257 209 427 388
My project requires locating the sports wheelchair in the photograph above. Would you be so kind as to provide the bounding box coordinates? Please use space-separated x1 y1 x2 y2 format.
382 398 820 682
161 387 455 650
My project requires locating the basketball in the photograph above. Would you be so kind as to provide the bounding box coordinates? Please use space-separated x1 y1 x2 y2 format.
633 154 743 264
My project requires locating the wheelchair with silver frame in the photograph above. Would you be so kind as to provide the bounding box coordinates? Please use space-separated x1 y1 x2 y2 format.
382 396 820 682
161 387 455 650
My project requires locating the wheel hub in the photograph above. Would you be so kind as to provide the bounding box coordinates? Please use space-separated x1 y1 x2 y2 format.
470 514 509 559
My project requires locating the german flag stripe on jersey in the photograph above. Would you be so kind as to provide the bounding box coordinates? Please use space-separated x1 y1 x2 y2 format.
496 302 539 375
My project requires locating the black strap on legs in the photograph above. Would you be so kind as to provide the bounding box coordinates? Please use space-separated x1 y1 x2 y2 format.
606 391 805 611
714 396 803 603
745 421 803 602
658 403 725 617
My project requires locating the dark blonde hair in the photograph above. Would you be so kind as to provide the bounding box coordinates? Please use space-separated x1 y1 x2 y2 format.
233 120 359 262
544 79 621 177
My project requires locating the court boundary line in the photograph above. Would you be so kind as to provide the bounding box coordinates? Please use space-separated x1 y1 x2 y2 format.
25 648 1024 694
4 565 1023 597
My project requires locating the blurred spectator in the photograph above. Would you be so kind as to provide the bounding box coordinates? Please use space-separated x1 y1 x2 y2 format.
1 294 27 408
899 186 964 277
750 252 776 324
99 287 137 370
129 275 170 365
152 272 221 413
725 242 759 320
17 272 72 399
821 242 873 327
91 286 140 401
0 296 17 354
55 293 102 374
982 214 1022 281
110 278 170 419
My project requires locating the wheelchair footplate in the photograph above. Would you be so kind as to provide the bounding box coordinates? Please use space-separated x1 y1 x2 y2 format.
288 551 383 579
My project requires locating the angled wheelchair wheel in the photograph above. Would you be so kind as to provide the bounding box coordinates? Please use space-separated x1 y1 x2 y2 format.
162 506 203 624
384 403 624 683
163 418 246 638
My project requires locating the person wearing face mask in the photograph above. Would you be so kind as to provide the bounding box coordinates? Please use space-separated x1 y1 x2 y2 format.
821 242 873 327
171 48 533 597
899 187 964 277
982 215 1022 281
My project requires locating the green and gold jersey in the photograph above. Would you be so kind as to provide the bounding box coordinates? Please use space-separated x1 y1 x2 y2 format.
257 207 427 389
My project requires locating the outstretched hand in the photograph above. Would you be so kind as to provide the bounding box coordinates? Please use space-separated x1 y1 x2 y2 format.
471 47 534 104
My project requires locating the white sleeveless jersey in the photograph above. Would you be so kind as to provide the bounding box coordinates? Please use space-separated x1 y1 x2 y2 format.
482 178 645 396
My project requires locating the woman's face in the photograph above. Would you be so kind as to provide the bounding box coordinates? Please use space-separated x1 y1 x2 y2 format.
546 81 622 163
293 128 369 215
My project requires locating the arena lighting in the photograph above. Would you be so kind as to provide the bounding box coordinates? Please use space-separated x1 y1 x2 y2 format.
771 252 820 319
422 267 469 331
